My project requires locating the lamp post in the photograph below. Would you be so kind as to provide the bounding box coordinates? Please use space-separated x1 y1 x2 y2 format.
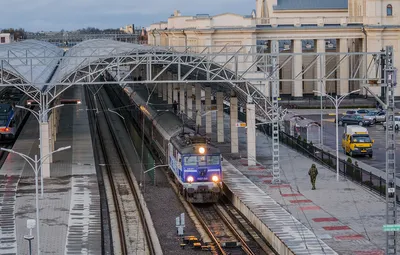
313 89 360 181
1 146 71 255
16 104 65 197
144 164 169 185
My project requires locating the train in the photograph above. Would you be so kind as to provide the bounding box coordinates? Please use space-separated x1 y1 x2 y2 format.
0 88 28 141
122 86 223 203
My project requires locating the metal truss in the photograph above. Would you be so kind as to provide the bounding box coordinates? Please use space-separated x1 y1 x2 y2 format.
26 32 140 44
0 44 385 124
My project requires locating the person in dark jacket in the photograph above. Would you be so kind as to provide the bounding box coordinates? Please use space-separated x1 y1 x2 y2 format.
173 100 178 114
308 164 318 190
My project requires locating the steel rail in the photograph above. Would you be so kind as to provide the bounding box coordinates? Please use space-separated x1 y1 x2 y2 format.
96 86 156 255
87 86 128 254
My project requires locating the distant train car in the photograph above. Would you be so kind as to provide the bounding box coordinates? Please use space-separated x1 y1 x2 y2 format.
123 86 222 203
0 88 28 141
283 113 320 144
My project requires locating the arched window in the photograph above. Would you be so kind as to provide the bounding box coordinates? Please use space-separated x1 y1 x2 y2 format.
387 4 393 16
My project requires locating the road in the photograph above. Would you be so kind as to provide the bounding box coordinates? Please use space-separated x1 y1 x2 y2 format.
303 114 397 172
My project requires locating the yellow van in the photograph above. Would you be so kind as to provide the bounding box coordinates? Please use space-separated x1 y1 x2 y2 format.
341 125 374 158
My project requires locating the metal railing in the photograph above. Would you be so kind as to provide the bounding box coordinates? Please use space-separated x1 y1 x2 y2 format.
230 109 398 202
262 123 397 201
256 16 364 26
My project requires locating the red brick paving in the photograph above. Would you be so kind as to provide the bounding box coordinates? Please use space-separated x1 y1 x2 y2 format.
323 226 351 231
354 251 384 255
334 234 364 240
298 206 321 210
312 217 339 222
289 199 312 203
281 193 303 197
269 184 291 188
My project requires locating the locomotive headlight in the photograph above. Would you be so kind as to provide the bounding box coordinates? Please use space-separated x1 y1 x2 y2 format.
187 176 194 183
199 147 205 154
212 175 219 182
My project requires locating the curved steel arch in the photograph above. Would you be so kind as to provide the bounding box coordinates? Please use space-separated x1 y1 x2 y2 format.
52 40 277 122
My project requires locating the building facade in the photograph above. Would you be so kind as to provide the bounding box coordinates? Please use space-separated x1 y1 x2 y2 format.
148 1 400 98
120 24 135 34
0 33 13 44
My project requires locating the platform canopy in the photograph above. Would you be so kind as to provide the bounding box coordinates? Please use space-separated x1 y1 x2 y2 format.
0 40 63 89
50 39 276 122
51 39 162 84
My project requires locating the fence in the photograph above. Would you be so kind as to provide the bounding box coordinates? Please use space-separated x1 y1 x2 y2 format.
232 110 398 202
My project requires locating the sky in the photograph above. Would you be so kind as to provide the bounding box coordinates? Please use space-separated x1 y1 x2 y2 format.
0 0 254 32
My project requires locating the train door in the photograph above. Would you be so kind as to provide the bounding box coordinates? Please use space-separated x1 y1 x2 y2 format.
177 153 182 178
168 143 173 166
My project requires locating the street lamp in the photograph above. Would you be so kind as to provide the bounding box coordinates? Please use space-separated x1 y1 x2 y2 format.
313 89 360 181
16 104 65 195
1 145 71 255
143 164 169 185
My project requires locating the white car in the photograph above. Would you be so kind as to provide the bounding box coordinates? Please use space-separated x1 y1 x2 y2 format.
363 111 386 124
383 116 400 130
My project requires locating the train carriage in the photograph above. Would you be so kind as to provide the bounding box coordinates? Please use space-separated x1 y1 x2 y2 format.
0 88 28 141
123 86 222 203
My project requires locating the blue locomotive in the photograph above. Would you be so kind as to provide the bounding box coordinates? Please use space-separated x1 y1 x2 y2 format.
0 88 27 141
124 86 222 203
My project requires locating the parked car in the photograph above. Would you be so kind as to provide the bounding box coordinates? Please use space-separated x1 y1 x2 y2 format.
344 109 370 117
345 110 356 115
363 111 386 124
337 114 371 126
383 116 400 130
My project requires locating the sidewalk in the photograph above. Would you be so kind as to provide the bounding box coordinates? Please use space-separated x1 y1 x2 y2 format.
207 113 392 254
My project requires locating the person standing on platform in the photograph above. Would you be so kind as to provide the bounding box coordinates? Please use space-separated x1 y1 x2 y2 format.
173 100 178 114
308 164 318 190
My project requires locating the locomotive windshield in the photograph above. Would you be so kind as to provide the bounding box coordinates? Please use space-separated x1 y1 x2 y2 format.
183 155 220 166
207 156 220 165
184 156 197 166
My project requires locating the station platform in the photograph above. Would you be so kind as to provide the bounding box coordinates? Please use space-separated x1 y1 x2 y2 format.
207 112 390 254
136 87 390 254
0 86 101 254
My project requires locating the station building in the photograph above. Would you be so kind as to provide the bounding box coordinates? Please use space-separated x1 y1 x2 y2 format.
0 33 13 44
148 0 400 98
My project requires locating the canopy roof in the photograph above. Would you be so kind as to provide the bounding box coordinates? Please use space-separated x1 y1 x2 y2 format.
51 39 163 83
0 40 63 88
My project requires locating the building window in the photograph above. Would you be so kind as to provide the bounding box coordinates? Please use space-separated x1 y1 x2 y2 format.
387 4 393 16
0 37 5 43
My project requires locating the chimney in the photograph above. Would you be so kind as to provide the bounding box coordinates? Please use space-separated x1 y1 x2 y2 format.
173 10 181 16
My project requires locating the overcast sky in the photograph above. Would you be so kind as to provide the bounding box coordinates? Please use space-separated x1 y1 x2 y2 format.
1 0 254 32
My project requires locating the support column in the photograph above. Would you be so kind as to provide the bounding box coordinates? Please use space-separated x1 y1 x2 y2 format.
195 84 202 126
168 82 173 104
41 122 50 178
179 83 186 114
230 97 238 153
292 39 303 98
163 83 168 101
339 39 349 95
157 83 162 98
48 114 53 163
186 85 193 118
216 92 224 143
316 39 326 95
173 75 179 103
246 104 256 166
205 87 212 133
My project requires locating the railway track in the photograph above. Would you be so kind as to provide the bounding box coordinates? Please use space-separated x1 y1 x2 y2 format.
87 86 156 255
190 201 274 255
103 83 275 255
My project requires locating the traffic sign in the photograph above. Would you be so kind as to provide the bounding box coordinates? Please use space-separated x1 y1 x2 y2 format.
236 123 246 127
383 225 400 231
